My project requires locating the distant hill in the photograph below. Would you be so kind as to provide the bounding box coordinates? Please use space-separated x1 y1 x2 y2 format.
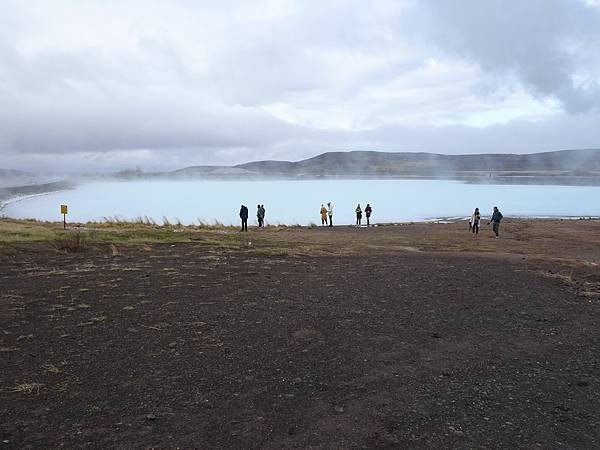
233 149 600 177
0 168 48 189
0 168 32 178
170 166 255 177
0 179 75 202
7 149 600 187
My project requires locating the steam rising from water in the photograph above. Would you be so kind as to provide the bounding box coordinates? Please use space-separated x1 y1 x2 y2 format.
3 179 600 225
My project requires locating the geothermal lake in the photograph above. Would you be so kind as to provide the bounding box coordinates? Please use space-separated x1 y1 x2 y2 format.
2 179 600 225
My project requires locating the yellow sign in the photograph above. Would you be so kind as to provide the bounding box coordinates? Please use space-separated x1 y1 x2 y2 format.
60 204 68 214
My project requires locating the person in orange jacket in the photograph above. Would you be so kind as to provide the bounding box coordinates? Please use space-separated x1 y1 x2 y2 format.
320 204 328 226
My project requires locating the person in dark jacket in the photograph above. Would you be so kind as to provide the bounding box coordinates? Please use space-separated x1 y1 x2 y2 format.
240 205 249 231
470 207 481 235
365 204 372 226
488 206 503 238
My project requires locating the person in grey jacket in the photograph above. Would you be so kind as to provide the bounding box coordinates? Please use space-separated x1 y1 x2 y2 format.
256 204 265 227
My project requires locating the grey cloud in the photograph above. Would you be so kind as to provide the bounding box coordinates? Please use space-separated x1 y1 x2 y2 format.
2 97 302 154
404 0 600 112
359 113 600 154
3 111 600 173
0 42 303 154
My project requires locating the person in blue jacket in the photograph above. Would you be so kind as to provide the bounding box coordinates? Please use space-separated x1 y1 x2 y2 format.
488 206 503 238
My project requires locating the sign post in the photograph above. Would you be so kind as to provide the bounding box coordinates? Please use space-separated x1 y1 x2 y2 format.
60 204 68 229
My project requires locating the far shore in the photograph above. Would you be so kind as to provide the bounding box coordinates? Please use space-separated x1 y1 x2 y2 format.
0 179 76 206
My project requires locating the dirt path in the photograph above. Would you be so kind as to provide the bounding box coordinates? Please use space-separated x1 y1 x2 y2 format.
1 243 599 449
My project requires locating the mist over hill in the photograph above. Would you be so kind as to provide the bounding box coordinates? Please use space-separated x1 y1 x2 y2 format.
171 149 600 181
3 149 600 187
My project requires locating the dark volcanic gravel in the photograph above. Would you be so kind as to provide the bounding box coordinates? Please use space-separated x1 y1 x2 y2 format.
1 244 599 449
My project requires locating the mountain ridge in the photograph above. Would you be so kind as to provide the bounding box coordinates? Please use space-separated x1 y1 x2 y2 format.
4 149 600 181
203 148 600 177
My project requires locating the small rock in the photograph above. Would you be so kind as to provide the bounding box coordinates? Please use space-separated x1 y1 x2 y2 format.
334 405 344 413
145 414 157 421
450 427 464 436
168 342 177 348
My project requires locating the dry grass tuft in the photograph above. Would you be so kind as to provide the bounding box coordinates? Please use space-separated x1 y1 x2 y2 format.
539 270 574 284
10 383 45 395
42 363 62 374
78 315 107 326
58 231 88 252
0 346 19 352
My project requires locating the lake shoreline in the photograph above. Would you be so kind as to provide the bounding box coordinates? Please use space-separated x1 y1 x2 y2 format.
104 172 600 186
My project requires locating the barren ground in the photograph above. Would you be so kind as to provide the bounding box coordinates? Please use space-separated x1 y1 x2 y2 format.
1 219 600 449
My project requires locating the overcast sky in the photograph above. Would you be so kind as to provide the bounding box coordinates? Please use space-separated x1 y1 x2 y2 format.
1 0 599 172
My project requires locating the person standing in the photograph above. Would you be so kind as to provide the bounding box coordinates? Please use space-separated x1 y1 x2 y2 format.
257 204 265 227
256 204 263 227
320 204 328 226
488 206 503 238
355 204 362 226
365 204 372 227
240 205 249 231
327 202 334 227
470 207 481 235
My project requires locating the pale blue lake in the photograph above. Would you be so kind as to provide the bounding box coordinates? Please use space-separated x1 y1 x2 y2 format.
2 179 599 225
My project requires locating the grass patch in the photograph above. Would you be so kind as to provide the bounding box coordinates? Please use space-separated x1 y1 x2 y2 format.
2 218 600 264
253 247 294 257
